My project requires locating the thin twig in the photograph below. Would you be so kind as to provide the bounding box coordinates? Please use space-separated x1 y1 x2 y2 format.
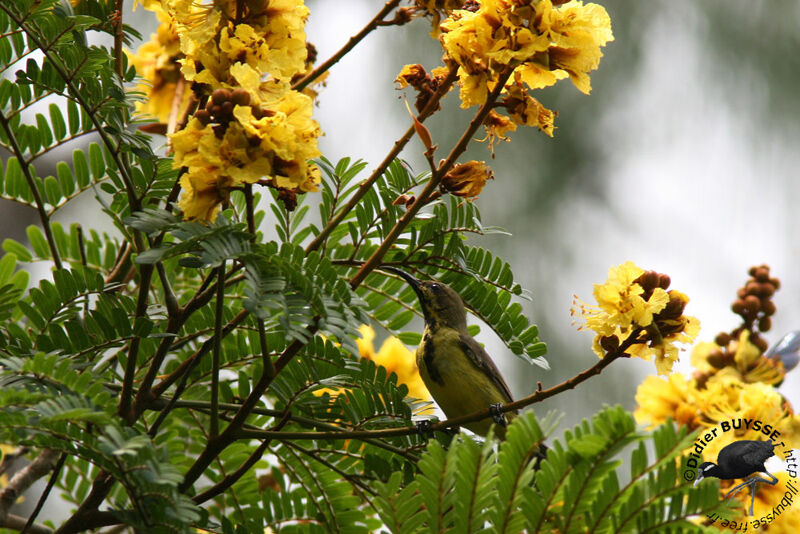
236 336 638 442
210 262 226 438
0 448 60 526
292 0 402 91
20 453 66 534
0 110 63 269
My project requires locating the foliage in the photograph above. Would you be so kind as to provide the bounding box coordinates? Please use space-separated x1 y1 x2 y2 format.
374 407 725 533
0 0 720 533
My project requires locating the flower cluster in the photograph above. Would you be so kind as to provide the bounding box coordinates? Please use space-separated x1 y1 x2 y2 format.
130 0 324 221
572 261 700 375
635 265 800 527
437 0 613 143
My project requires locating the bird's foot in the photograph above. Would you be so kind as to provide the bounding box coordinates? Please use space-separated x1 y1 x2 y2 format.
489 403 507 427
415 419 434 440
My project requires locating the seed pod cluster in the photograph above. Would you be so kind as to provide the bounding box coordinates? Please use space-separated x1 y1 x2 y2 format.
728 264 780 352
697 265 784 384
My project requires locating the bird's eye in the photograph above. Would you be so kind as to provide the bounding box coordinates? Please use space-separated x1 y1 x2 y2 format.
430 283 441 292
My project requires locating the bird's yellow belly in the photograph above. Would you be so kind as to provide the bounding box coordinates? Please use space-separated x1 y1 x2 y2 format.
417 336 509 437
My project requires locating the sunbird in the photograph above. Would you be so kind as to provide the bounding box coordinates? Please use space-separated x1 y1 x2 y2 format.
382 267 517 438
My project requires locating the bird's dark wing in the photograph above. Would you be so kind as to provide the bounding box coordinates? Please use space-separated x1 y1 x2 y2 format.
720 440 775 469
458 334 515 404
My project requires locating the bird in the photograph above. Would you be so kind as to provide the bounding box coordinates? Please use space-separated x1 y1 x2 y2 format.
694 439 779 516
381 267 519 439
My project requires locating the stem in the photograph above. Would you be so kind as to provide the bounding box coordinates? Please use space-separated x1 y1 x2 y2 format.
292 0 402 91
179 330 312 492
20 454 66 534
0 110 63 270
117 264 154 422
112 0 124 78
0 449 60 525
210 263 226 438
349 65 515 288
151 309 250 398
1 515 52 534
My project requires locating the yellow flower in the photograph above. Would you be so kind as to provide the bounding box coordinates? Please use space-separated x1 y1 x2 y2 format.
535 0 614 94
357 326 431 410
171 85 321 220
439 0 613 108
692 331 785 385
503 76 556 137
634 374 699 429
128 5 190 124
573 263 699 374
748 472 800 532
481 109 517 153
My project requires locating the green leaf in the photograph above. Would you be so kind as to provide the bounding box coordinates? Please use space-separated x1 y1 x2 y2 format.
2 238 33 262
26 225 51 259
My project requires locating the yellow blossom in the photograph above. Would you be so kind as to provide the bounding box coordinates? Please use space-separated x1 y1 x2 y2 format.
692 331 785 385
573 262 698 374
534 0 614 94
439 0 613 111
359 326 431 408
634 374 699 429
314 326 431 414
748 472 800 532
128 5 190 124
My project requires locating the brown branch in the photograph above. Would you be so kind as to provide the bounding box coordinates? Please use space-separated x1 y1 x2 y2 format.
0 449 59 526
235 337 638 442
292 0 402 91
1 514 53 534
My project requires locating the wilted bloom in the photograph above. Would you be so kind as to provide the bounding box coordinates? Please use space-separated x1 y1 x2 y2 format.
572 262 699 374
441 160 493 199
502 77 556 137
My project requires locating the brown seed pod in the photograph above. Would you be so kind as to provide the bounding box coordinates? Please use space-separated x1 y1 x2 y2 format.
211 88 232 105
744 295 761 312
194 109 211 125
657 274 671 290
232 89 251 106
715 332 732 347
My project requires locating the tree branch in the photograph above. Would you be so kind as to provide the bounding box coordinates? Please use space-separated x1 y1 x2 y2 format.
0 449 59 526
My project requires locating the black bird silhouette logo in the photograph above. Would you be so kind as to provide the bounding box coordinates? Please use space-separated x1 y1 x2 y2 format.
694 438 778 516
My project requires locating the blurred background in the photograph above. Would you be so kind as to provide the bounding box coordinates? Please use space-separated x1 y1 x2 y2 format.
2 0 799 461
299 0 800 427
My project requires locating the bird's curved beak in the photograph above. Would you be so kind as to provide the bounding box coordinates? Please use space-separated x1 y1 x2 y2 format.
380 266 425 301
693 472 703 487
